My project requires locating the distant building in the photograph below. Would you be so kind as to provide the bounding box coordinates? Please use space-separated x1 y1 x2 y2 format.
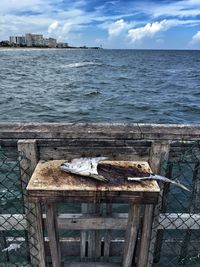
25 33 44 47
9 36 16 44
57 42 69 48
9 36 26 46
44 38 57 48
8 33 59 48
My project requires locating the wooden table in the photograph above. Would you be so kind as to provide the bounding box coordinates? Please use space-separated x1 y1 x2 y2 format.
27 160 160 267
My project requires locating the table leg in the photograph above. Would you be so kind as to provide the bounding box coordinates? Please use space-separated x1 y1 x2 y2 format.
46 203 61 267
137 204 155 267
122 204 141 267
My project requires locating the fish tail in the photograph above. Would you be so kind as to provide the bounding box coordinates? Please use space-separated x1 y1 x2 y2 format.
171 180 191 192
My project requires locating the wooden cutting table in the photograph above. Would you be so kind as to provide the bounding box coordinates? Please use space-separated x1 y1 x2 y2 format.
27 160 160 267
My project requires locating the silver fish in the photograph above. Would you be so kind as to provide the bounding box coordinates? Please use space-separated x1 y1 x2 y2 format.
128 174 190 192
2 243 21 252
60 157 108 182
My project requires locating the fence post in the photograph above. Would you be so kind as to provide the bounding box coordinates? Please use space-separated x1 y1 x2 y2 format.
147 141 170 267
18 140 46 267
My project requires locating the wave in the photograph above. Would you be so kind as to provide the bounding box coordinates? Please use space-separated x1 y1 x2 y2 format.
62 62 102 68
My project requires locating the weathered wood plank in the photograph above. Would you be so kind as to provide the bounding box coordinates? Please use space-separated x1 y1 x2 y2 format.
0 123 200 140
80 204 87 260
38 139 150 147
0 123 141 139
94 204 102 260
137 204 155 267
152 162 172 263
18 140 46 267
0 263 119 267
1 213 200 231
87 204 97 261
64 263 120 267
103 204 112 261
28 191 159 204
139 124 200 140
46 203 61 267
27 160 159 204
122 204 141 267
39 146 149 161
2 139 199 162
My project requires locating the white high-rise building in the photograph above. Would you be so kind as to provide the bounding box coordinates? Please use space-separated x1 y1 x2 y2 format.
25 34 44 47
44 38 57 48
9 36 26 46
9 33 57 47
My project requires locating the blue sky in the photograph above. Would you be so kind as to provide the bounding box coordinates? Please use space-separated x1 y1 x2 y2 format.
0 0 200 49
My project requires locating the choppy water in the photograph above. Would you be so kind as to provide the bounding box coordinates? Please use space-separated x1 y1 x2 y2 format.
0 48 199 123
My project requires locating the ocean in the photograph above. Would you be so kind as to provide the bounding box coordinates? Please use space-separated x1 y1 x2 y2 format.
0 48 199 123
0 48 200 265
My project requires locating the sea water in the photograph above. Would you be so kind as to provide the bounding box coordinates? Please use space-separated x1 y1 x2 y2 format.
0 48 200 265
0 48 199 123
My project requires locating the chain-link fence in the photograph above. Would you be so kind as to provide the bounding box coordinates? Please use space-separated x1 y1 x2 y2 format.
0 147 39 267
0 141 200 266
150 141 200 267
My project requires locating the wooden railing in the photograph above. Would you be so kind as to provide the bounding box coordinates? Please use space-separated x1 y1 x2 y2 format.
0 123 200 266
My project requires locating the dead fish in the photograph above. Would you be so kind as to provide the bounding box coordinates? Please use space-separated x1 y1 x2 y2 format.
128 174 190 192
2 243 21 252
60 157 108 182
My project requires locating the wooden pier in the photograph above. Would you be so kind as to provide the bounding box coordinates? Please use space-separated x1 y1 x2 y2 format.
0 123 200 267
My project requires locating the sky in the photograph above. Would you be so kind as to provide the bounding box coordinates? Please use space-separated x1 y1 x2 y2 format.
0 0 200 49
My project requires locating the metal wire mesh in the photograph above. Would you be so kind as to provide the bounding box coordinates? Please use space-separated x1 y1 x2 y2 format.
151 141 200 267
0 141 200 266
0 146 39 267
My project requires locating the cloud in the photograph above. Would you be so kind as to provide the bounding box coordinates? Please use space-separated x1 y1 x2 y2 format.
128 19 200 43
107 19 129 38
190 31 200 45
128 20 173 43
48 21 59 34
0 0 200 48
135 0 200 18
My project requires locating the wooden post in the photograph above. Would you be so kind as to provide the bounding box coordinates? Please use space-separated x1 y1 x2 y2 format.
103 204 112 261
46 203 61 267
137 204 155 267
122 204 141 267
147 141 170 267
80 204 87 260
18 140 46 267
87 203 101 261
153 163 172 263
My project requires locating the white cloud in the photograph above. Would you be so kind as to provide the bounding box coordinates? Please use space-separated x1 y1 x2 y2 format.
48 21 59 34
136 0 200 18
128 19 200 43
190 31 200 45
0 0 200 48
0 0 49 15
128 20 174 43
107 19 129 37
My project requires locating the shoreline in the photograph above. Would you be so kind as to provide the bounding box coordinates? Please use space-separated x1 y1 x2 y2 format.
0 46 102 50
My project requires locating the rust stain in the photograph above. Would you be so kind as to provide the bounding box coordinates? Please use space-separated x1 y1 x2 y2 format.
30 160 156 191
97 162 151 187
